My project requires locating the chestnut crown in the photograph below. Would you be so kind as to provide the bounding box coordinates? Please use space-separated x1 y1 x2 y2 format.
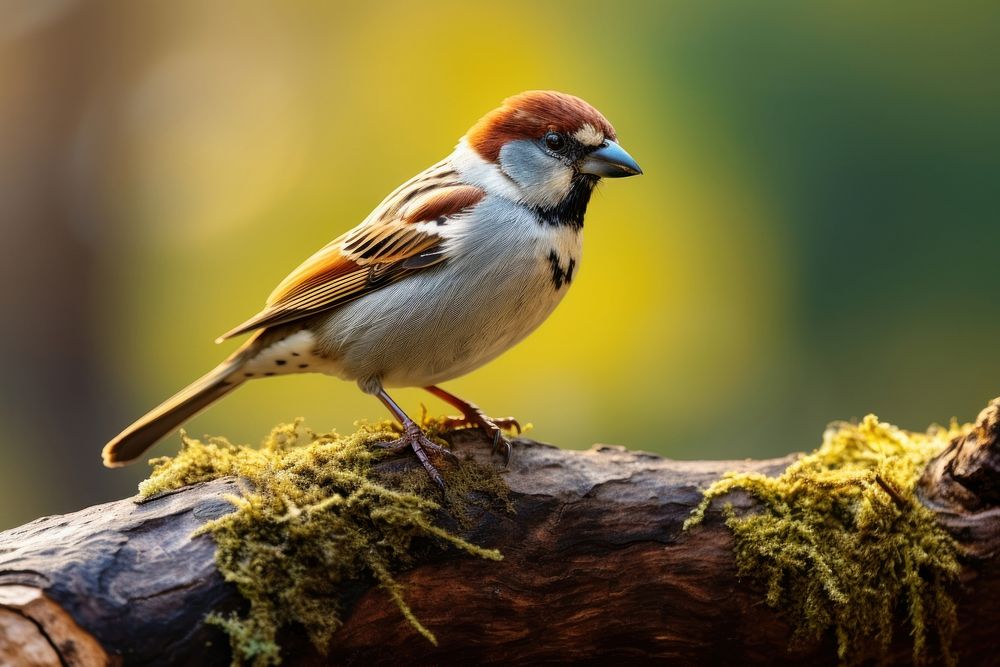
466 91 617 163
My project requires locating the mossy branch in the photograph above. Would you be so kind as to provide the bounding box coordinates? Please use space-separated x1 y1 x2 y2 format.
2 400 1000 666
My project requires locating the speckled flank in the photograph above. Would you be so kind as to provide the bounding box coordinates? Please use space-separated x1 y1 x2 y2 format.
236 330 339 379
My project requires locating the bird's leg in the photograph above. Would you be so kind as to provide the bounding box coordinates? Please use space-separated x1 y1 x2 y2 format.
375 388 453 490
423 385 519 465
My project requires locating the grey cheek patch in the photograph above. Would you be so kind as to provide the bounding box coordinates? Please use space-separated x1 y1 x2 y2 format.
498 140 559 190
497 140 576 209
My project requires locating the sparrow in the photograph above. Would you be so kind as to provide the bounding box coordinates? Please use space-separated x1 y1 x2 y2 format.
103 90 642 488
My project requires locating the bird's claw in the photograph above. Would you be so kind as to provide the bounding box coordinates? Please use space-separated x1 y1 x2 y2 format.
440 414 520 435
377 422 455 490
493 416 522 434
374 436 459 463
491 429 513 467
440 408 517 467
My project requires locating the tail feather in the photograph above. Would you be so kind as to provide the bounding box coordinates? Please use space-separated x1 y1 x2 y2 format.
103 354 248 467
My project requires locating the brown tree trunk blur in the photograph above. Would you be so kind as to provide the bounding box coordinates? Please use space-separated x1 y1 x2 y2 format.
0 0 146 525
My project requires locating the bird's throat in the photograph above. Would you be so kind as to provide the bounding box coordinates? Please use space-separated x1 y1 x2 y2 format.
531 174 598 230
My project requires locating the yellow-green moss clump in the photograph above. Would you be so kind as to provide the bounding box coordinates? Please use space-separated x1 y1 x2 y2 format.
139 419 509 667
685 415 967 665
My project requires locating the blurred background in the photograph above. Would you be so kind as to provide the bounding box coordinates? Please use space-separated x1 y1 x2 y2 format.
2 0 999 529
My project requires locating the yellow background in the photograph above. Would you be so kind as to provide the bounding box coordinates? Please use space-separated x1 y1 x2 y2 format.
2 0 999 528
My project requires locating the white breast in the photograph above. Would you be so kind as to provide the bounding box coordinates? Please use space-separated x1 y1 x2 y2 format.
312 197 582 393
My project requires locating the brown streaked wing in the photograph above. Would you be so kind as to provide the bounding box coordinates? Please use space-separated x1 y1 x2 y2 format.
215 175 484 342
403 184 486 224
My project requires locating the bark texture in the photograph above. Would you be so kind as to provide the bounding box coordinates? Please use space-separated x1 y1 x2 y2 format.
2 400 999 666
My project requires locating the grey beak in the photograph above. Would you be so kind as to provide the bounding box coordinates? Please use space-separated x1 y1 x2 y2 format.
579 140 643 178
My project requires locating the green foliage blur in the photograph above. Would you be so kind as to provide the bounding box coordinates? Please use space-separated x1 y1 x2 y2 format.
1 0 999 529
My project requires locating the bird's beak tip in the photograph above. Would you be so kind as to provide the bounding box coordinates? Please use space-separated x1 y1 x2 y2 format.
579 140 643 179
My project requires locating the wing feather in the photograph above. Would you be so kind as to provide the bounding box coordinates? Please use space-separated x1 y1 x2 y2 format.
216 166 484 342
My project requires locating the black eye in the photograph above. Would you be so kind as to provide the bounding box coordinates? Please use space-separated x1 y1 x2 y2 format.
544 132 565 151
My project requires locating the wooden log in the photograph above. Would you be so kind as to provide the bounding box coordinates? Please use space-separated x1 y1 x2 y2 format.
1 401 998 666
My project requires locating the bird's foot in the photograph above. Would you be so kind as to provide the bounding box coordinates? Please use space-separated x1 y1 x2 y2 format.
375 421 455 490
374 431 458 459
440 407 520 466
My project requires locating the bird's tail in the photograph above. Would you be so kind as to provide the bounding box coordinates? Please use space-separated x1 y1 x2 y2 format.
102 337 258 467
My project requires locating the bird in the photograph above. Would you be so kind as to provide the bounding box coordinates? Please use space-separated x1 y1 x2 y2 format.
103 90 642 488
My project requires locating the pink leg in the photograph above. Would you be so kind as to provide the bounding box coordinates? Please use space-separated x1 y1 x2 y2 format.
376 388 453 490
423 385 519 465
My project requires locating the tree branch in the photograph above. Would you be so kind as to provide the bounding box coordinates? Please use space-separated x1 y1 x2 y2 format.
2 400 999 666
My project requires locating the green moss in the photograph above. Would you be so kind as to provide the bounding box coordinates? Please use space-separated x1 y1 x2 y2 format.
139 418 509 666
685 414 967 665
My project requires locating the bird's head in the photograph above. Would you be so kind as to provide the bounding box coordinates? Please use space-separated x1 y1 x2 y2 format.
460 91 642 211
